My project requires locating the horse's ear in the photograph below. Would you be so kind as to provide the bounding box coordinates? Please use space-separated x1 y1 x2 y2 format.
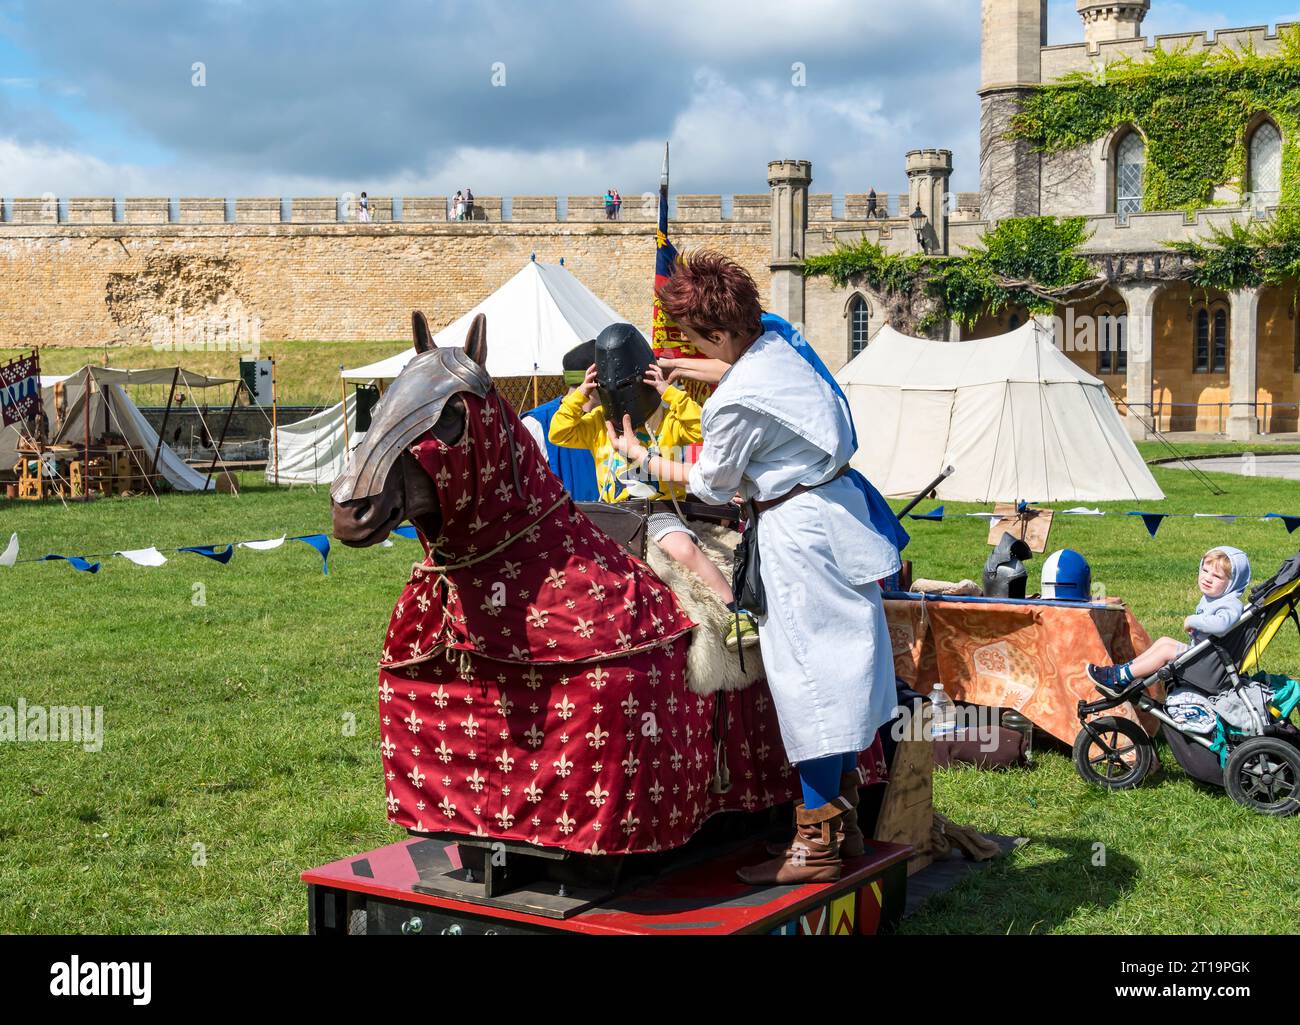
464 313 488 368
412 311 434 354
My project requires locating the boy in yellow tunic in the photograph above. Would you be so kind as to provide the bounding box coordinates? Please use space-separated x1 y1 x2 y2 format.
549 361 759 649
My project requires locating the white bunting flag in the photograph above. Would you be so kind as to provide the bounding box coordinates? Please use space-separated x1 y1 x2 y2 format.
239 536 286 551
115 547 168 567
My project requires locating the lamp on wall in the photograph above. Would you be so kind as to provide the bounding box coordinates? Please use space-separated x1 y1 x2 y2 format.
910 204 929 252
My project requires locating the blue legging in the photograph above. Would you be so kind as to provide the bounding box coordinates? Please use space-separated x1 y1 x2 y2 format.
799 751 859 810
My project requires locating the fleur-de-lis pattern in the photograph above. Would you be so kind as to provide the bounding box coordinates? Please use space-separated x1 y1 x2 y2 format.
371 390 887 853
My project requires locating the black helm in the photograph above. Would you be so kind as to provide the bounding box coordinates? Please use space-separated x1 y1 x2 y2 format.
595 323 660 430
983 532 1033 600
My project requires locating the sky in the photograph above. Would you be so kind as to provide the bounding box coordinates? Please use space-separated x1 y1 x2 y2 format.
1 0 1299 202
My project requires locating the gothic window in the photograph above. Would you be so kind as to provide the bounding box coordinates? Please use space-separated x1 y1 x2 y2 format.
1098 309 1127 375
1115 132 1145 221
849 295 870 358
1249 120 1282 213
1194 305 1228 373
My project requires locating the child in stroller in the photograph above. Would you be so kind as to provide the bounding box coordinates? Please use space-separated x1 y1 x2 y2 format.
1086 547 1251 689
1074 548 1300 816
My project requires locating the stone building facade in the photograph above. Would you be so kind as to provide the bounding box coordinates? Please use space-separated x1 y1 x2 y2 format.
790 0 1299 440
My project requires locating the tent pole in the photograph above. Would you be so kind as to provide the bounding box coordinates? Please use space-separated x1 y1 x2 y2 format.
532 373 538 408
149 368 181 487
82 369 92 501
339 366 351 456
271 355 280 486
204 379 246 492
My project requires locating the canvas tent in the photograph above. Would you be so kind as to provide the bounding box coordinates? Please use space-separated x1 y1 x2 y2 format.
835 320 1163 503
267 391 358 486
47 365 236 492
270 260 628 485
341 259 626 382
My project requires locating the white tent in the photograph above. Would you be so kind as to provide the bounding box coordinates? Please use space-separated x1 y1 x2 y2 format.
271 260 628 485
836 320 1164 503
51 366 235 492
266 392 358 486
341 259 626 382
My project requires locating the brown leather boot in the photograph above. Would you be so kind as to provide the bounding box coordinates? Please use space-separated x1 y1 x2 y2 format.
738 798 847 884
765 770 868 857
838 770 867 859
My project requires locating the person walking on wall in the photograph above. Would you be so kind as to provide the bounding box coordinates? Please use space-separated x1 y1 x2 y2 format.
358 191 371 223
464 187 475 221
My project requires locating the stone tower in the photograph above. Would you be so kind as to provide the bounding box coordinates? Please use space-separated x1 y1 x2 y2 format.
906 149 954 254
979 0 1046 221
1077 0 1150 48
767 159 812 328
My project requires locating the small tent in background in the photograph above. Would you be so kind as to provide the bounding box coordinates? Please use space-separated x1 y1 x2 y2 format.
52 366 237 492
836 320 1164 504
270 259 629 486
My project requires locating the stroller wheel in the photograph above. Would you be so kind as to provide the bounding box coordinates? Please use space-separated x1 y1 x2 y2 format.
1073 717 1153 791
1225 737 1300 816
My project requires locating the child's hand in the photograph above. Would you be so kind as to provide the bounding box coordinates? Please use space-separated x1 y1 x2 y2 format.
1183 616 1196 635
579 364 599 399
643 363 669 395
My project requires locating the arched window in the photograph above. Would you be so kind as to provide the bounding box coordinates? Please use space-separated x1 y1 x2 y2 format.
1115 132 1145 221
848 295 870 358
1194 305 1228 373
1098 308 1127 375
1249 120 1282 213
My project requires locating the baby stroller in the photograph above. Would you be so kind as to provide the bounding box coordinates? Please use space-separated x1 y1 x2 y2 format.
1073 553 1300 816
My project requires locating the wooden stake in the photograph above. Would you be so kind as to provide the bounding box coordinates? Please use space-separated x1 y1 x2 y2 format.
149 367 180 486
270 356 280 485
82 368 91 501
339 366 351 456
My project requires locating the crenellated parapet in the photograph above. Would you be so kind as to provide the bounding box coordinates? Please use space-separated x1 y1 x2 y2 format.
0 192 918 227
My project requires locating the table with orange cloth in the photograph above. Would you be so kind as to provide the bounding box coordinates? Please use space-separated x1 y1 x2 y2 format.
883 593 1157 745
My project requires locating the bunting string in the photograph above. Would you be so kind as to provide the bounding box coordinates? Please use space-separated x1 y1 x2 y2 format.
901 506 1300 539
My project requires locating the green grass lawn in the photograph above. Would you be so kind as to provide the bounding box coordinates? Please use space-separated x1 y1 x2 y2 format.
0 457 1297 933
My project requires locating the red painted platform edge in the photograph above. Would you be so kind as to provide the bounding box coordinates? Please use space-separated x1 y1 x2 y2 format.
301 839 914 936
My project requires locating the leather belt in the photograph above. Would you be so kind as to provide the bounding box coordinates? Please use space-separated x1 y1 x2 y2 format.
752 465 850 516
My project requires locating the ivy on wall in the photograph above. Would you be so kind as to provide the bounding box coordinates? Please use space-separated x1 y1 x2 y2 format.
1169 207 1300 291
1009 28 1300 212
801 217 1095 333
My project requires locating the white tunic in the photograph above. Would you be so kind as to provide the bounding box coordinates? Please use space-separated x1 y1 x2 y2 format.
688 331 900 763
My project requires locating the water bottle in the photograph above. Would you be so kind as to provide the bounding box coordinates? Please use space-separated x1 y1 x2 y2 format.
929 684 957 740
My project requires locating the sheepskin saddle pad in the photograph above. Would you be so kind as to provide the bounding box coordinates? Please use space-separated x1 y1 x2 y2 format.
643 520 765 697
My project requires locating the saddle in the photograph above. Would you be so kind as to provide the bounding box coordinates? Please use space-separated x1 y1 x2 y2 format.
576 499 743 562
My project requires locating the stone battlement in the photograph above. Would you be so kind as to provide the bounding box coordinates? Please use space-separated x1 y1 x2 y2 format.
0 192 922 226
1042 21 1300 81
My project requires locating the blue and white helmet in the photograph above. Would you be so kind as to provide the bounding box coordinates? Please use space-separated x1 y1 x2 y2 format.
1042 549 1092 601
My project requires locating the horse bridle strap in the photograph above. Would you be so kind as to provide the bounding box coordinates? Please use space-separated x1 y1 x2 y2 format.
330 346 493 505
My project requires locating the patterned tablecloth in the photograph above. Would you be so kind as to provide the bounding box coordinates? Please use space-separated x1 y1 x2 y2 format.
883 596 1156 745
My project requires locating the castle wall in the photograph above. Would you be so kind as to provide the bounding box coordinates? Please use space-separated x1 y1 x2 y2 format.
0 219 773 349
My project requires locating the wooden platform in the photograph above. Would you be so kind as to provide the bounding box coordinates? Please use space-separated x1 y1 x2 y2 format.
303 835 913 936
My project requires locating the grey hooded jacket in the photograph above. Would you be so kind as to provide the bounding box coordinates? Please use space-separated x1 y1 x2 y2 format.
1185 546 1252 641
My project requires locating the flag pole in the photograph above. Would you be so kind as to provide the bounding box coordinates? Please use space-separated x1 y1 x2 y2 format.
271 355 280 485
339 365 351 457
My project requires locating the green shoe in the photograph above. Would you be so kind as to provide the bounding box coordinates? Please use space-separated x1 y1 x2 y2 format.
725 610 760 651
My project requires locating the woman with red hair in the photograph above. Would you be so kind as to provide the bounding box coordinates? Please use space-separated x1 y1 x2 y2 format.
606 250 907 884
